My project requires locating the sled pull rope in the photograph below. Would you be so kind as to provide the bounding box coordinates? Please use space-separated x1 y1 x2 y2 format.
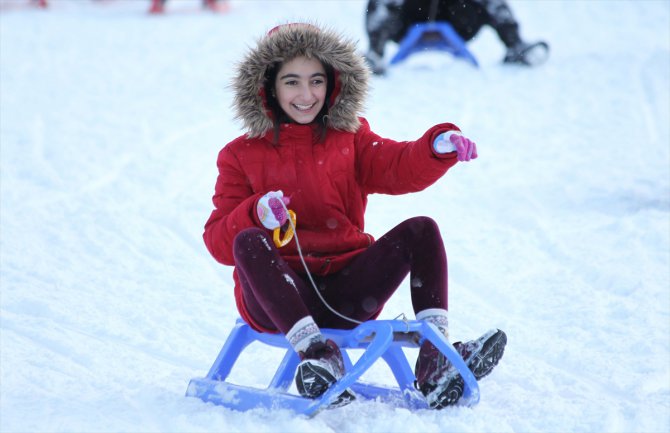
277 202 363 325
393 313 411 333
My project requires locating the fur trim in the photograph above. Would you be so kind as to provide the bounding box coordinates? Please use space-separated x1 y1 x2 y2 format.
232 23 369 138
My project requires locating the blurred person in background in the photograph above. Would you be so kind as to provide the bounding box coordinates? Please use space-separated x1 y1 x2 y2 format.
149 0 228 14
364 0 549 75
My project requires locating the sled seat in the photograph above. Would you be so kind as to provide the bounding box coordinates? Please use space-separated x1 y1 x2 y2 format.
186 318 479 416
390 22 479 67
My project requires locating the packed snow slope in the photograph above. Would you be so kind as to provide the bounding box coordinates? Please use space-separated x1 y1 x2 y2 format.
1 0 669 432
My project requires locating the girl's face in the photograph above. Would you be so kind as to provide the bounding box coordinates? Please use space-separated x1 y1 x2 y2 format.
274 56 327 124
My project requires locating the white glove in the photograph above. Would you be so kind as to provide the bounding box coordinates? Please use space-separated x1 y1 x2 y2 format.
257 190 290 230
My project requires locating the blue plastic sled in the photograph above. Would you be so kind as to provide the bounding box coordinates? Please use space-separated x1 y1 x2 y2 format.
390 22 479 67
186 319 479 416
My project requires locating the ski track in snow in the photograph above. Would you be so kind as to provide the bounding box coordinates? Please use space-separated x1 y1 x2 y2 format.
1 0 669 432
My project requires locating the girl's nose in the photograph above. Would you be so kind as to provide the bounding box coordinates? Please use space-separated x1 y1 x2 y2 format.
299 83 313 98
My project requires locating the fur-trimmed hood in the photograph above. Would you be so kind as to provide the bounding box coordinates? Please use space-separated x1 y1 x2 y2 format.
232 23 369 138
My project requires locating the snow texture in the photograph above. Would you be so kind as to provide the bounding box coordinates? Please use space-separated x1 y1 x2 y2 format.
1 0 669 432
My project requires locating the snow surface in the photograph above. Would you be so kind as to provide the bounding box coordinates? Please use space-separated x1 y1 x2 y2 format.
1 0 669 432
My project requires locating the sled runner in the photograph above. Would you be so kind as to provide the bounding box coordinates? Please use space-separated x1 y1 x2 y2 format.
390 22 479 68
186 318 479 416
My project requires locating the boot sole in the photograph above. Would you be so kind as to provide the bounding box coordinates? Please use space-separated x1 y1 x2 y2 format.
469 329 507 380
295 362 356 407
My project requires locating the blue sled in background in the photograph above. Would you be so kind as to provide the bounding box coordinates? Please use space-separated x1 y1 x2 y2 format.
186 319 479 417
390 22 479 68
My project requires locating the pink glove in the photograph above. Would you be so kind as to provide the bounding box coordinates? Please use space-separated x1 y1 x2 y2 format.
450 133 478 162
433 131 478 162
257 190 291 230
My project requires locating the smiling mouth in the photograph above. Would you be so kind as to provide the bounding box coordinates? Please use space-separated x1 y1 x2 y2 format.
293 102 317 111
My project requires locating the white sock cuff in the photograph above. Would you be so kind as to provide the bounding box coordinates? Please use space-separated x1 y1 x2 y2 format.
286 316 323 353
416 308 449 337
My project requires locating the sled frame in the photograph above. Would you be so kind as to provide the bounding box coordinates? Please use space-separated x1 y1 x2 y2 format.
390 22 479 67
186 319 479 416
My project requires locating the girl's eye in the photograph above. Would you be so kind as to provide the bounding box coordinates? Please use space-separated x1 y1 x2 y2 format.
284 80 298 86
312 79 325 86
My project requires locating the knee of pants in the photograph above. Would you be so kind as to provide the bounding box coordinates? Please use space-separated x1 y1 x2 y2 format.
233 227 274 260
406 216 440 237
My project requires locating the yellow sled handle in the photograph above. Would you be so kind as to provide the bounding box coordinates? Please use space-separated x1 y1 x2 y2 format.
273 210 296 248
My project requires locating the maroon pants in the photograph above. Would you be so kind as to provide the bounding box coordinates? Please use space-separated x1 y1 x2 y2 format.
233 216 449 334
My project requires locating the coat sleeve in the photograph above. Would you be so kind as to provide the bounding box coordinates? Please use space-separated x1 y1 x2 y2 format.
203 145 262 265
354 118 460 195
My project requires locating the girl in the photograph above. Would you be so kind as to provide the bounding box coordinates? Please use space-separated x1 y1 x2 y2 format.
203 23 506 409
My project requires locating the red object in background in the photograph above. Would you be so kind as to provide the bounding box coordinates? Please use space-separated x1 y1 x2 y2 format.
203 0 229 13
148 0 229 15
148 0 164 14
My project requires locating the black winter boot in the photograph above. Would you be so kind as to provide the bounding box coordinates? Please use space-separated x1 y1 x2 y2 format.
414 340 465 409
415 329 507 409
295 339 355 407
454 329 507 380
504 41 550 66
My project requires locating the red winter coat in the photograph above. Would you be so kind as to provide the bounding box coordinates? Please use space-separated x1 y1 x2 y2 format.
203 118 459 329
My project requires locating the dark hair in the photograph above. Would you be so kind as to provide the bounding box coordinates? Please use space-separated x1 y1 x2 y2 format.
263 59 336 145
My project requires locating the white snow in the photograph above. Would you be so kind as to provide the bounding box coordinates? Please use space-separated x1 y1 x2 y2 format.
1 0 669 432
